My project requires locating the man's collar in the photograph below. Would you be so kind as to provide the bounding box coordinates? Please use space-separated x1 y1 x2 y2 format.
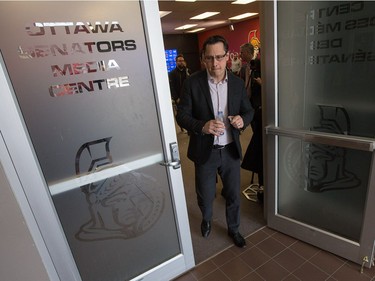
206 69 228 84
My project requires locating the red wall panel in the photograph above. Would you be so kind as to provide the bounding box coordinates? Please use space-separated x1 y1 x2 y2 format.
198 17 260 55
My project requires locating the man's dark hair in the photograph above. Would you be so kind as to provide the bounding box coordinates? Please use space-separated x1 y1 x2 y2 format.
175 54 184 62
202 35 229 55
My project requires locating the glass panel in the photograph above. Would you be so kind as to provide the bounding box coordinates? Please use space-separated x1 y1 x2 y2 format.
278 136 371 241
277 1 375 138
0 2 180 280
52 165 179 280
0 1 164 184
277 1 375 242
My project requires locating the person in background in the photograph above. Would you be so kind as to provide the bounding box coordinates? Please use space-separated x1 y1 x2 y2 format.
239 43 261 104
176 35 254 248
230 52 242 76
169 54 190 133
240 43 264 200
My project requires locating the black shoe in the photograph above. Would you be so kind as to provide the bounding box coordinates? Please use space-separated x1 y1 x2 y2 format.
228 231 246 248
201 220 211 238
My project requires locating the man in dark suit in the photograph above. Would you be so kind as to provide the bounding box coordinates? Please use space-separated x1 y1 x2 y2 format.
169 54 190 133
169 54 190 103
176 35 254 248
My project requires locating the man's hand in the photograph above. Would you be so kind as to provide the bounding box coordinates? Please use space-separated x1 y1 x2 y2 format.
202 120 225 136
228 115 244 130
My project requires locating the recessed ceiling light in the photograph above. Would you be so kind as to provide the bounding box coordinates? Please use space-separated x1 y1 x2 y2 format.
231 0 256 4
175 24 198 30
190 12 220 20
187 28 206 33
159 11 172 18
229 13 258 20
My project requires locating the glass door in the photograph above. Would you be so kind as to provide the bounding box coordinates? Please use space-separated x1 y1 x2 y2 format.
0 1 194 280
262 1 375 268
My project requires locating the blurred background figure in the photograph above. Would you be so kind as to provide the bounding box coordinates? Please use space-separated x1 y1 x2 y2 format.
230 52 242 76
239 43 261 101
239 43 264 202
169 54 190 133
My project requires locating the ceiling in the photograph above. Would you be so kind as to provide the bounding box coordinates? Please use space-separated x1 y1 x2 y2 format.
158 0 260 35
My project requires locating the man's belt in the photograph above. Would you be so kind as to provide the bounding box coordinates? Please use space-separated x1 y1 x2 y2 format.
213 142 232 150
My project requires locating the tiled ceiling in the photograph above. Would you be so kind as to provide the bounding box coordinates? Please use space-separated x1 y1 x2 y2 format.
158 0 260 35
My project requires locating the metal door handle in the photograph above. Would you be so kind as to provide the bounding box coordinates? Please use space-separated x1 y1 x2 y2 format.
160 160 181 169
160 142 181 169
266 125 375 152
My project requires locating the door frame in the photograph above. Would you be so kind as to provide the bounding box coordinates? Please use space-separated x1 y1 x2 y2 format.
261 0 375 268
0 1 194 280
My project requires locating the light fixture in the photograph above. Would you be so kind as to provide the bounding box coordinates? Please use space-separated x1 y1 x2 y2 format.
159 11 172 18
190 12 220 20
231 0 256 4
187 28 206 33
229 13 258 20
175 24 198 30
175 0 196 2
229 24 234 31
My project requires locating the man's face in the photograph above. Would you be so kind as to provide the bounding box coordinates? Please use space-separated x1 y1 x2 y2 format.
176 57 185 69
203 42 229 81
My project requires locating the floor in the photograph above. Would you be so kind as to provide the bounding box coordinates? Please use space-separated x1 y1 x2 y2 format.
173 226 375 281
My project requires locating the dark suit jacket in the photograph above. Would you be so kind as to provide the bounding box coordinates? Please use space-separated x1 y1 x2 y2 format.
176 70 254 165
239 59 262 109
169 67 190 101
